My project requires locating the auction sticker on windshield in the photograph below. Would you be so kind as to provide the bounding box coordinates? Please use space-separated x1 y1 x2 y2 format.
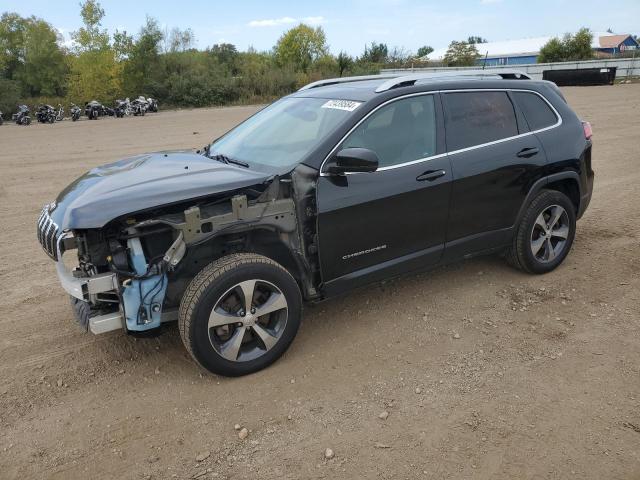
321 100 362 112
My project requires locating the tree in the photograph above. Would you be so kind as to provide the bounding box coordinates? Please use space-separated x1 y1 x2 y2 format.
112 29 133 60
467 36 487 44
0 77 21 114
443 41 479 66
417 45 434 58
337 51 353 76
538 28 593 63
122 17 163 94
209 43 239 73
274 24 328 72
166 27 195 53
67 0 121 103
71 0 109 52
0 13 67 97
361 42 388 63
565 28 593 60
19 18 68 96
538 37 564 63
0 13 29 79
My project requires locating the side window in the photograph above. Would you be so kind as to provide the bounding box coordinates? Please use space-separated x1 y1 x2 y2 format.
444 92 518 151
512 91 558 131
342 95 437 168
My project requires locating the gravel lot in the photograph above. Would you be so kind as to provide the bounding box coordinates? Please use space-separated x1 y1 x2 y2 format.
1 85 639 480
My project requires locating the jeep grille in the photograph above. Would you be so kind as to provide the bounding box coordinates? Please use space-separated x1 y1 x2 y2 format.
37 206 60 261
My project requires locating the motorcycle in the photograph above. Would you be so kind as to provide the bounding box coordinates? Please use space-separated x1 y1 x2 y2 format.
70 103 81 121
55 104 65 122
131 96 148 116
12 105 31 125
146 97 158 112
101 105 115 117
114 98 130 117
85 100 103 120
36 104 57 124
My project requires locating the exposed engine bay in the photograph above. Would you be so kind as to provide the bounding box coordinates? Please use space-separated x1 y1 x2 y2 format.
54 164 320 334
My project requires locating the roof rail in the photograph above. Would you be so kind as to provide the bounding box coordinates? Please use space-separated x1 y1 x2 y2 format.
298 74 400 91
374 69 530 93
297 69 531 93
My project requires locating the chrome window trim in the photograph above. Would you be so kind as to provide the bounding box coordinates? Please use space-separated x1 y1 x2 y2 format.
319 88 562 176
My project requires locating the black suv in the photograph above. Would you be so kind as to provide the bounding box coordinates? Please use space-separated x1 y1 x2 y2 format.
37 70 594 376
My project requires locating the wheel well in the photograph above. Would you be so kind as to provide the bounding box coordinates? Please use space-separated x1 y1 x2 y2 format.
546 178 580 213
243 229 303 284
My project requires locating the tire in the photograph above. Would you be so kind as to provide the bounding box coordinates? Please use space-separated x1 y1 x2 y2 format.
179 253 302 377
70 296 90 331
506 189 576 274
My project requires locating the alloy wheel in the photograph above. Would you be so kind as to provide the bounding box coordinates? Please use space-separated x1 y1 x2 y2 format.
208 279 288 362
530 204 570 263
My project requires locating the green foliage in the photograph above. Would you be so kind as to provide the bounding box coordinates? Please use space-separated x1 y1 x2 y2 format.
467 36 487 44
337 51 353 76
0 12 28 78
361 42 388 63
72 0 110 52
0 77 21 114
166 27 195 52
67 1 122 103
19 19 67 96
538 28 594 63
417 45 434 58
0 13 67 97
444 41 480 66
122 17 163 95
274 24 328 72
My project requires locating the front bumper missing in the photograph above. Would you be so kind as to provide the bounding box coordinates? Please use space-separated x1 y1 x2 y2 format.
87 308 178 334
55 232 118 301
55 232 180 335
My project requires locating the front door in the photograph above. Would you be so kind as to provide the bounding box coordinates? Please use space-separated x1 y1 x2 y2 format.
316 93 452 294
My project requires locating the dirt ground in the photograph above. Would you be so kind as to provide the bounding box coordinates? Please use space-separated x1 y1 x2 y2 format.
1 85 639 480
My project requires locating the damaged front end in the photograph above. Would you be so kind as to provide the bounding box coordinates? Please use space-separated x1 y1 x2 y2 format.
41 214 187 334
37 167 320 335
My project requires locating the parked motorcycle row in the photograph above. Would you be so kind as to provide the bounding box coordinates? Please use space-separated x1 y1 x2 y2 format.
0 96 159 126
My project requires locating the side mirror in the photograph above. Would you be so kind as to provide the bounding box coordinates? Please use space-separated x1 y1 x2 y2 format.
326 148 379 174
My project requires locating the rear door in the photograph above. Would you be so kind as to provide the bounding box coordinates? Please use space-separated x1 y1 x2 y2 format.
442 89 549 260
316 93 452 292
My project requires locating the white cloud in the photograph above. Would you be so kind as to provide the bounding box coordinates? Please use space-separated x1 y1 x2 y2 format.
248 17 297 27
248 16 325 27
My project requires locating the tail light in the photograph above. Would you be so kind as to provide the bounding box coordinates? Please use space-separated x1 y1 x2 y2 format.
582 121 593 140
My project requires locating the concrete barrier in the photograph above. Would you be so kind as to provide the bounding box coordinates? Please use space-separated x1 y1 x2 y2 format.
381 57 640 80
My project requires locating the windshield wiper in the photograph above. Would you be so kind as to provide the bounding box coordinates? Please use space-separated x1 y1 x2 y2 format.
212 153 249 168
201 145 250 168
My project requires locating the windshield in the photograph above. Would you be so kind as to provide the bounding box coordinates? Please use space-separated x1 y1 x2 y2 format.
209 97 360 169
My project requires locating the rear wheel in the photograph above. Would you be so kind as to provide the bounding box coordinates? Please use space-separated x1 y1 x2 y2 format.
506 190 576 274
179 253 302 376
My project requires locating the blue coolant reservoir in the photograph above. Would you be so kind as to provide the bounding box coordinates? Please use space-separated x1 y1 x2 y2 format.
122 237 167 331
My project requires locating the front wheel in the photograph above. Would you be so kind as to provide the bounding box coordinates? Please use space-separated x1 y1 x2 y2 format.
179 253 302 376
506 190 576 274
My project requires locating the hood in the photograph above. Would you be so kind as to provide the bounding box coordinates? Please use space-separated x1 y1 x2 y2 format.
50 151 272 229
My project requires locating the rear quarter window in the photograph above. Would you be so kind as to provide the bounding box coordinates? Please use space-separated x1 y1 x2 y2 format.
512 91 558 131
444 91 518 151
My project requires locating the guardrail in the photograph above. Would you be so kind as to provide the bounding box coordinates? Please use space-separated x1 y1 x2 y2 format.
381 57 640 80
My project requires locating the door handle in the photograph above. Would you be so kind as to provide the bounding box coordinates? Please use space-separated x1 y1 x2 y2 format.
517 147 540 158
416 169 446 182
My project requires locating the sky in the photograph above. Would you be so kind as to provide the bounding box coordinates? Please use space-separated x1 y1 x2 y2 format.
3 0 639 56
